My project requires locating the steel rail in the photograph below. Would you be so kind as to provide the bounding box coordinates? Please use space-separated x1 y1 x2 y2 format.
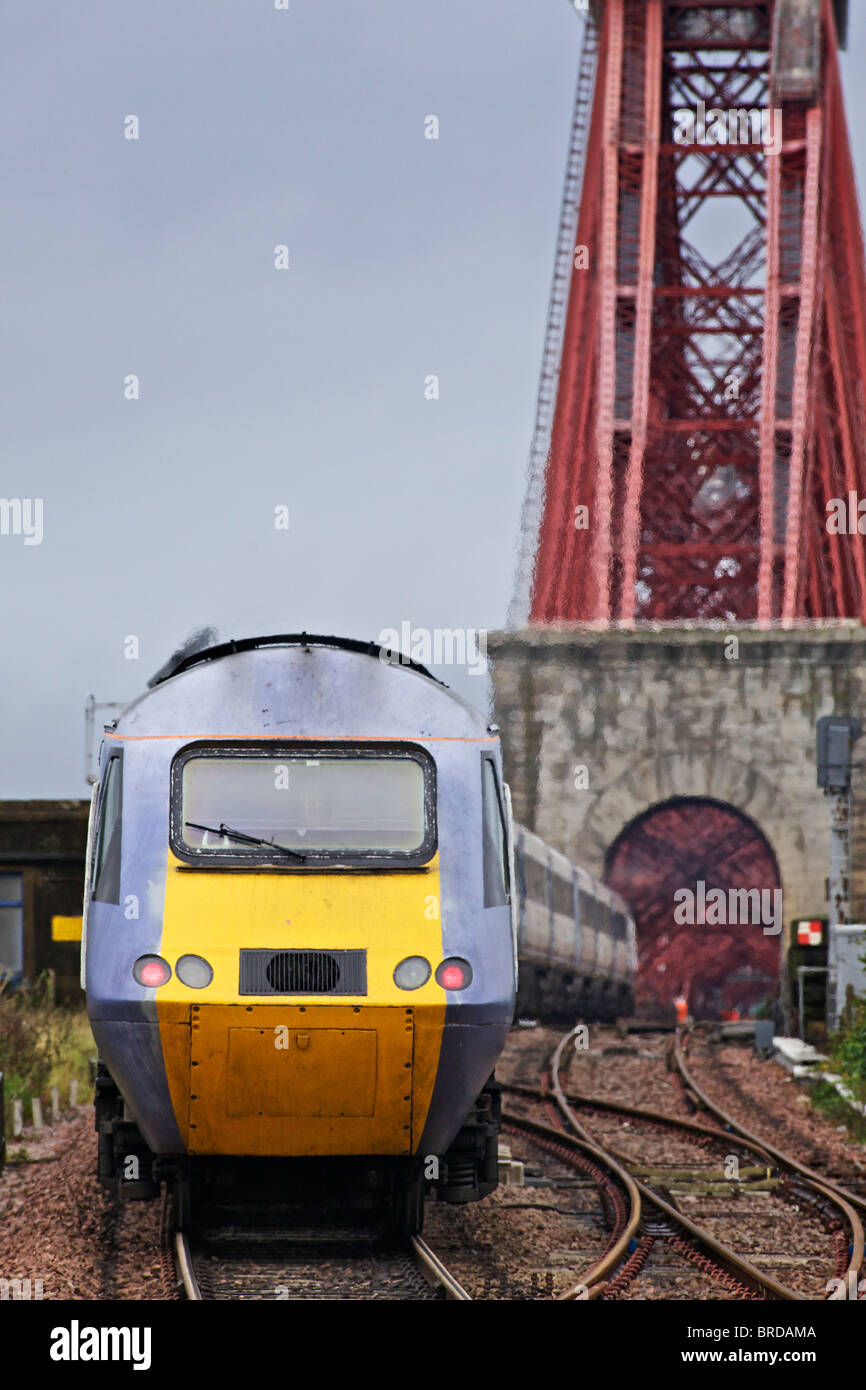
503 1080 781 1174
410 1235 472 1301
672 1028 865 1298
508 1076 862 1299
673 1027 866 1216
502 1108 642 1299
175 1223 470 1302
175 1229 203 1301
548 1030 807 1300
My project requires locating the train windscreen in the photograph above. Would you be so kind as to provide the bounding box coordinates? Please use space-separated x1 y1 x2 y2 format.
178 752 428 854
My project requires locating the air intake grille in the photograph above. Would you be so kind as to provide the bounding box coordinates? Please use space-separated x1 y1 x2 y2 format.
239 949 367 996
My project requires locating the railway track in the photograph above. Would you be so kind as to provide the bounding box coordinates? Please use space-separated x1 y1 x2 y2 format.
503 1025 865 1301
504 1085 784 1299
173 1220 471 1301
673 1026 866 1218
165 1025 864 1301
500 1108 642 1300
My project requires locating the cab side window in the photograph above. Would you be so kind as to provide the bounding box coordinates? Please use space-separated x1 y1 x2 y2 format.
92 755 123 905
481 758 510 908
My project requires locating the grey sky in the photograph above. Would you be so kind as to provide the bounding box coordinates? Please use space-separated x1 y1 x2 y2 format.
2 2 865 796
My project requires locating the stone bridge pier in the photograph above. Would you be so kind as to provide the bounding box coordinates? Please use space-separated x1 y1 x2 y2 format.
489 623 866 1019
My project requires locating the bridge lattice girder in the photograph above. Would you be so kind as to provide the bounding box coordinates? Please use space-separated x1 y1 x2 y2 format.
520 0 866 624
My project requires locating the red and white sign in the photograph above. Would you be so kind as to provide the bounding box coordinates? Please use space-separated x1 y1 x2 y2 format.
797 920 823 946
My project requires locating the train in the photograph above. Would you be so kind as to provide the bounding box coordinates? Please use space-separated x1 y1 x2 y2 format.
82 633 635 1232
514 826 637 1023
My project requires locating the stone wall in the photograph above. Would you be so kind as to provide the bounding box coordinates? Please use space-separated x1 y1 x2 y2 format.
489 623 866 927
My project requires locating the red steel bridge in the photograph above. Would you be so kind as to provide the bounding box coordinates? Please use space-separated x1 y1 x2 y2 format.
507 0 865 1017
512 0 866 627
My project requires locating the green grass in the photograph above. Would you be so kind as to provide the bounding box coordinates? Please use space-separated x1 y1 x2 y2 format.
810 1077 866 1145
0 974 95 1140
811 947 866 1141
45 1010 94 1095
5 1146 32 1163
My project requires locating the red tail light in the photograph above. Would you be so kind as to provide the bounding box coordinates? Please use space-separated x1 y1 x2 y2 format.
435 957 473 991
133 955 172 988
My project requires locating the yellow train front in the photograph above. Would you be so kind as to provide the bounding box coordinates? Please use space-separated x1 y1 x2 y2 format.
83 635 517 1231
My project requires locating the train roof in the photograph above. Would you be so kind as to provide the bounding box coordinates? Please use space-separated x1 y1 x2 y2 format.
146 632 445 688
110 633 494 743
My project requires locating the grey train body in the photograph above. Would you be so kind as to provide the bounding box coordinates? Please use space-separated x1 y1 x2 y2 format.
513 825 637 1022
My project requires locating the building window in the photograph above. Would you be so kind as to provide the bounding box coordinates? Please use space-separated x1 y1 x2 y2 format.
0 872 24 980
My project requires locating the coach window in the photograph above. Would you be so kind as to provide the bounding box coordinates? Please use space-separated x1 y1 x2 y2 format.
92 755 122 905
515 842 527 909
524 854 550 905
552 873 575 919
579 889 596 934
481 758 510 908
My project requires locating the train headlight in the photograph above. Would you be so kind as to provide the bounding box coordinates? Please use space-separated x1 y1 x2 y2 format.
176 954 214 989
393 956 431 990
435 957 473 991
133 955 172 988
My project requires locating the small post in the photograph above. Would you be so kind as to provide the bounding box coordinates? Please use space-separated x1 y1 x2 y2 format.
31 1097 43 1131
12 1099 23 1137
797 965 829 1041
798 964 807 1041
816 715 862 1033
50 1086 60 1123
69 1079 79 1109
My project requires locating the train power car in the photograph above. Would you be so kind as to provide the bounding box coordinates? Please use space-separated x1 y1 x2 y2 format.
82 634 518 1233
514 825 637 1022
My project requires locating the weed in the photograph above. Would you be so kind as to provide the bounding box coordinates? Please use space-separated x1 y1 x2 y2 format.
0 973 93 1137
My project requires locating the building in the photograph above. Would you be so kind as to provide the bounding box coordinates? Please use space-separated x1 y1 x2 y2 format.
0 801 89 1004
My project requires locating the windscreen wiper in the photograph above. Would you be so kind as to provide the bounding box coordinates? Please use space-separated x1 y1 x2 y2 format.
185 821 307 862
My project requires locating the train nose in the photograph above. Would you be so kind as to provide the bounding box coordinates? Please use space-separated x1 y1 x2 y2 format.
186 1003 421 1158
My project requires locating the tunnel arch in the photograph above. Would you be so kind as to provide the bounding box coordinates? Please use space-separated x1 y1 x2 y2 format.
604 797 783 1020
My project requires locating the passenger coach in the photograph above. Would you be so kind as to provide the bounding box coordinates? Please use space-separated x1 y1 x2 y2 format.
515 826 636 1021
